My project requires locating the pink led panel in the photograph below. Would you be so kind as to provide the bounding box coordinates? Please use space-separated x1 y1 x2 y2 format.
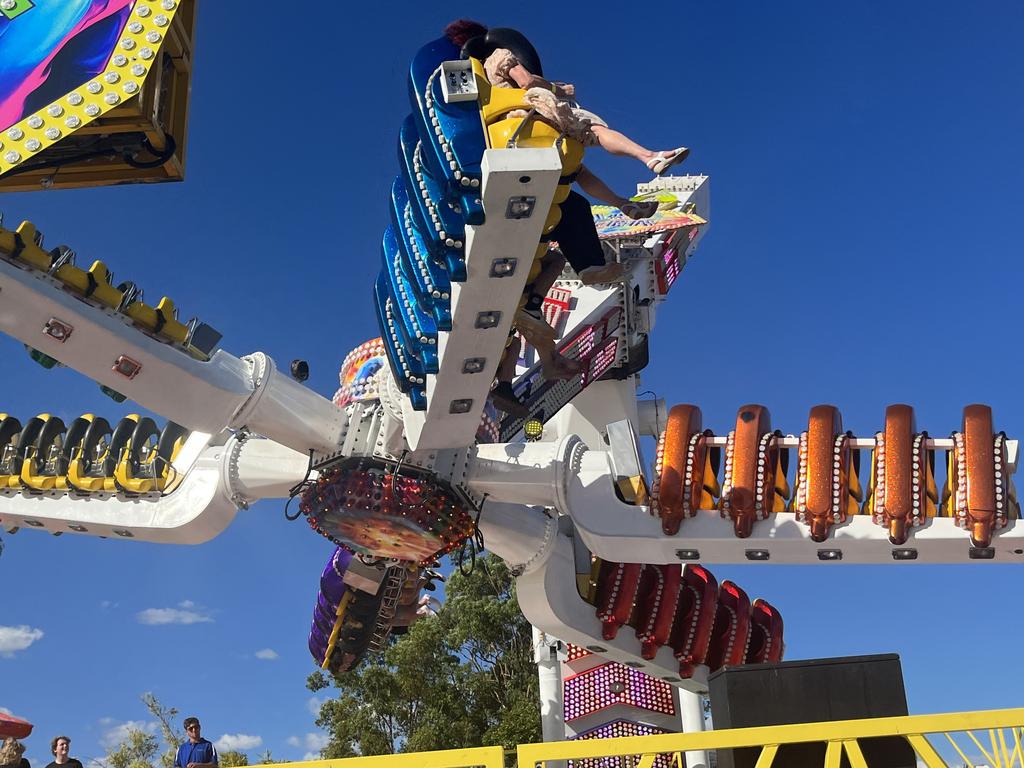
569 720 673 768
563 662 676 721
566 644 593 662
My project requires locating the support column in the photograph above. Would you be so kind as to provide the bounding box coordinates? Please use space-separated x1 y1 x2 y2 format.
678 689 708 768
533 627 567 768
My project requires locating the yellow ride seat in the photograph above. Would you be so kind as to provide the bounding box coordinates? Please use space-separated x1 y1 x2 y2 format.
0 414 23 488
66 416 113 492
114 417 160 493
101 415 140 492
0 222 53 271
18 414 65 491
472 57 585 199
154 298 189 344
124 297 188 344
54 260 124 309
124 298 159 331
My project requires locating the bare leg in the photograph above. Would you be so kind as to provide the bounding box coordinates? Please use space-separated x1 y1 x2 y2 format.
530 252 567 302
496 338 519 383
590 125 688 173
590 125 656 163
576 166 630 208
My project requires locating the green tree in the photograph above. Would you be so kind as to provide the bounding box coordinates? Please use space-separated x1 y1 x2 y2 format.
308 554 541 756
101 694 183 768
218 751 249 767
105 729 161 768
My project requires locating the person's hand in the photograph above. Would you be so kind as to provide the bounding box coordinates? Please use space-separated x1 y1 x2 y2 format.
187 762 197 767
556 82 576 99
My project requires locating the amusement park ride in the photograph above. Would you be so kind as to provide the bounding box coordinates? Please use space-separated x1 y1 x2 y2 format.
1 1 1022 760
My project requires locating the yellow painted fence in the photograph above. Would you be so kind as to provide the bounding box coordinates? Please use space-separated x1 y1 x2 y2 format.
270 707 1024 768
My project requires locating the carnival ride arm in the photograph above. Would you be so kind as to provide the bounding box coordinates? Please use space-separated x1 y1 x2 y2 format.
0 256 344 456
0 432 313 544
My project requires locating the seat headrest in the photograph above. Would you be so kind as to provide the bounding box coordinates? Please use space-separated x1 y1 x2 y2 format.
462 27 544 77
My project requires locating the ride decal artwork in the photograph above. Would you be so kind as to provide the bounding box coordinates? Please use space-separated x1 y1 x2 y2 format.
592 204 706 240
0 0 135 133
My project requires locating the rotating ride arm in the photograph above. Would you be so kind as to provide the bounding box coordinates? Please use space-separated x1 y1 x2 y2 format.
0 217 345 455
467 400 1021 566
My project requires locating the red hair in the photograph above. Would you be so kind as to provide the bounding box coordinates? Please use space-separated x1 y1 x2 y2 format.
444 19 487 48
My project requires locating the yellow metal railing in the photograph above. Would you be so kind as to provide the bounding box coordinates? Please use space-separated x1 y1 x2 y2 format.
271 746 504 768
264 708 1024 768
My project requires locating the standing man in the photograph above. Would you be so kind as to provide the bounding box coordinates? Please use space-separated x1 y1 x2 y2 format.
174 718 218 768
45 736 82 768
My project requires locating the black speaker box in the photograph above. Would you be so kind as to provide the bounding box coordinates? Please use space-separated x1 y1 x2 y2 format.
708 654 917 768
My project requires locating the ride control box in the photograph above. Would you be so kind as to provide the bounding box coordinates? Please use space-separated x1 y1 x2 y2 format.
709 654 916 768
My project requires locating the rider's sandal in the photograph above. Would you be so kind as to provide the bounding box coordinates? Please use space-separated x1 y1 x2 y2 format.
646 146 690 176
578 262 627 285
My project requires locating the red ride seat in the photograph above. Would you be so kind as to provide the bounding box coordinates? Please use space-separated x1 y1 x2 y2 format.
745 598 784 664
705 580 752 672
594 560 643 641
634 564 683 660
670 564 718 678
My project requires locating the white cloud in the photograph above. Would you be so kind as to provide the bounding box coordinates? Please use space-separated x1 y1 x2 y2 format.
214 734 262 752
136 601 212 626
100 720 156 749
253 649 278 660
287 734 328 752
100 600 119 610
0 707 10 715
0 625 44 657
302 754 319 761
306 696 326 717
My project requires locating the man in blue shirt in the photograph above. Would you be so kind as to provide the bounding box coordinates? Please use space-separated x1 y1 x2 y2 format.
174 718 218 768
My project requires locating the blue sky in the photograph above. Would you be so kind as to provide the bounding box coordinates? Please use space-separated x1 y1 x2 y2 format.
3 1 1024 765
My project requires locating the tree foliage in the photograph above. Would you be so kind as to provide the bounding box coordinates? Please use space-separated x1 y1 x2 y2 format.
308 555 541 757
218 751 249 767
105 729 162 768
101 694 181 768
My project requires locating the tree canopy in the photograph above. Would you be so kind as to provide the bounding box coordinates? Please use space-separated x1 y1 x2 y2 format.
308 554 541 756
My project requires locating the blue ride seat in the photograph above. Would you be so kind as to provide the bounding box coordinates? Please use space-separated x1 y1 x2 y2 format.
374 274 427 410
381 228 439 374
389 177 453 331
398 115 468 281
408 37 486 226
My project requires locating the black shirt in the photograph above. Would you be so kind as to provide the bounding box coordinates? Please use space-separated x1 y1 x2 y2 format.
46 759 83 768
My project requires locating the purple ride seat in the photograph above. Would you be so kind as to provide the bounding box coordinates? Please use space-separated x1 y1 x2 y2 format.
313 597 334 635
308 627 328 665
320 547 353 606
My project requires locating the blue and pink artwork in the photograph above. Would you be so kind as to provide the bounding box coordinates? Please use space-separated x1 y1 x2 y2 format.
0 0 135 132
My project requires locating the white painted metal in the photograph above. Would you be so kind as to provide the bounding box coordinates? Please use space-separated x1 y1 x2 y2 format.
468 437 1024 564
0 435 313 543
636 398 669 437
533 626 567 760
0 260 345 453
401 147 564 451
232 352 347 454
224 435 316 506
678 689 709 768
549 379 638 449
636 174 711 255
476 500 556 572
468 439 569 507
515 522 711 693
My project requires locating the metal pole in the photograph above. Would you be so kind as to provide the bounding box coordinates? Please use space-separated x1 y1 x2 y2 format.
533 626 567 768
678 689 708 768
